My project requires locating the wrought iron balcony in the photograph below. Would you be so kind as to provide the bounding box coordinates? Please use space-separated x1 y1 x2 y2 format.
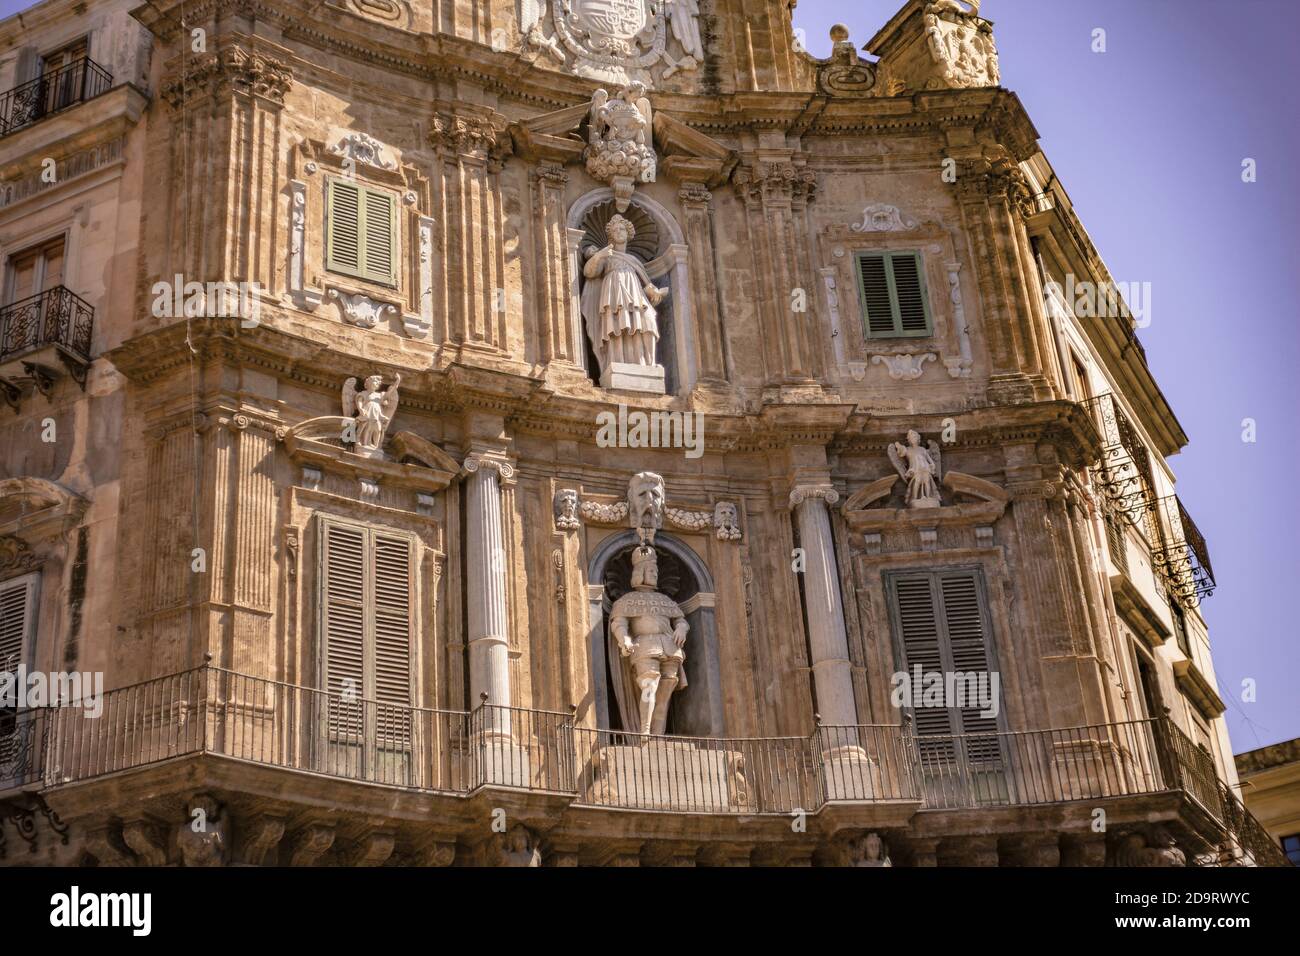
1079 393 1155 519
0 57 112 137
1152 495 1216 608
0 286 94 397
3 665 1284 863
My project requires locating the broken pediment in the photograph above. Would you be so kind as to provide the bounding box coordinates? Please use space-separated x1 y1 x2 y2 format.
842 469 1008 534
280 417 456 495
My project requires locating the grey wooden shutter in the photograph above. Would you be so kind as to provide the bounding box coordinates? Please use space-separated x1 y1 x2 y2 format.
321 522 366 737
857 251 932 338
0 575 37 673
889 569 1000 757
372 532 413 745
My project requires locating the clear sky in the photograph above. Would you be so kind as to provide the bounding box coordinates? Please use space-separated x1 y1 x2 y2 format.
2 0 1294 749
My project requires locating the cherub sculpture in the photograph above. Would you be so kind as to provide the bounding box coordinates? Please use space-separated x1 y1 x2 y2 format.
888 429 943 508
585 83 657 210
342 372 401 459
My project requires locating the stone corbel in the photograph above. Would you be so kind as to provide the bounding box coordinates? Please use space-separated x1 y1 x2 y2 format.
327 288 399 330
288 824 336 867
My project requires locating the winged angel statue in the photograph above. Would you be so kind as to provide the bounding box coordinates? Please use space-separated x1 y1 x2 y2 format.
888 429 943 509
341 373 401 459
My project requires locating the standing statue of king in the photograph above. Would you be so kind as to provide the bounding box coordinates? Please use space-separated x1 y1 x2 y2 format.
609 546 689 735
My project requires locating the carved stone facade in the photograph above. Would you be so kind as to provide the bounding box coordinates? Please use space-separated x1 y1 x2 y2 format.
0 0 1264 869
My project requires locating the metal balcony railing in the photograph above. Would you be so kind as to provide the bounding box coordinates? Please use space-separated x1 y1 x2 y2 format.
0 57 112 136
1151 495 1217 608
0 286 94 382
1 665 1286 864
1079 393 1156 522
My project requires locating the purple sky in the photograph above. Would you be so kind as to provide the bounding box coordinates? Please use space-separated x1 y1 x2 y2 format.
2 0 1293 749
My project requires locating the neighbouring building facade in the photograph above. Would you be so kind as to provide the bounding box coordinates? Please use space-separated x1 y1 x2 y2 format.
0 0 1287 867
1236 738 1300 866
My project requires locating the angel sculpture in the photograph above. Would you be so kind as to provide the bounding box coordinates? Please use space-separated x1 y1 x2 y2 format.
342 372 401 459
888 429 942 509
584 83 657 210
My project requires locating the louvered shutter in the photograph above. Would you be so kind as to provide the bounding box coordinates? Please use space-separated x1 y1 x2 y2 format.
892 575 956 762
857 251 932 338
321 522 366 738
938 573 1000 762
0 575 37 673
372 532 412 746
326 179 362 277
858 254 896 336
361 188 396 285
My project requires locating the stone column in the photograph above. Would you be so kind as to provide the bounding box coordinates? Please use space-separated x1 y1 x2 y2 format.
464 454 515 736
789 485 856 728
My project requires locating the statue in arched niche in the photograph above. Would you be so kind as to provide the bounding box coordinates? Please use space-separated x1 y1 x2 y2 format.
609 545 689 735
581 214 666 392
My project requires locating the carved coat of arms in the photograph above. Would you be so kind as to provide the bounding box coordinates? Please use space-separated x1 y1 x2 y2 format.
523 0 704 88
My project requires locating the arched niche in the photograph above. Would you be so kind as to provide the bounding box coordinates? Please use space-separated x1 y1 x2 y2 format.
585 530 724 737
566 189 697 394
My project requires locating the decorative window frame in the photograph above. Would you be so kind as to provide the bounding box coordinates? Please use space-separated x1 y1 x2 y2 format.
288 132 435 340
819 209 974 383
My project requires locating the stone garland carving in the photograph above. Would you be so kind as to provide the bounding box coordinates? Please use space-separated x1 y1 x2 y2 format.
553 478 742 542
524 0 703 87
887 430 943 509
850 203 917 233
585 84 657 213
328 289 398 330
329 132 397 172
872 352 936 381
341 373 400 459
0 534 40 573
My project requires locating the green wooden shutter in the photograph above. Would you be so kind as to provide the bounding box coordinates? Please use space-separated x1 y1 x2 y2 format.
892 575 956 757
326 179 362 277
361 188 396 285
858 251 932 338
0 574 37 673
372 532 412 746
326 178 397 286
938 573 1000 762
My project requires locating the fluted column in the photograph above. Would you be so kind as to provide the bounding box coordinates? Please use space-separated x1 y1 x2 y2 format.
789 485 856 727
464 454 515 734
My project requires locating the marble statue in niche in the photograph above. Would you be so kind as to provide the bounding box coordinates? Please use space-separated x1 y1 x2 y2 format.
342 373 401 459
888 429 943 508
609 545 689 735
581 214 666 393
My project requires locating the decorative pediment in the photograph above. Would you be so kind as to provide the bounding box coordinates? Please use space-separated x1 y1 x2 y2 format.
280 418 455 495
0 477 87 541
842 470 1008 534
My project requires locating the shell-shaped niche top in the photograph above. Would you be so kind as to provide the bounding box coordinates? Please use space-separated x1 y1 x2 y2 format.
581 199 660 263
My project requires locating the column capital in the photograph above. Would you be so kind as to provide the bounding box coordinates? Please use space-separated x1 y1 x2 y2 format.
789 484 839 509
462 453 516 483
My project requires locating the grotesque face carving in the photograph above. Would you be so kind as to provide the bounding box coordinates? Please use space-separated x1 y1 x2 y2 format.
714 502 737 528
628 471 665 530
557 489 578 517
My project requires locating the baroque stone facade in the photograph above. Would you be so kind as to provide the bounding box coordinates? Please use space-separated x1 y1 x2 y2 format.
0 0 1282 867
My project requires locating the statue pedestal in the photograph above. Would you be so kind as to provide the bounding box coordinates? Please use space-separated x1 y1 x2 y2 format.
601 362 666 394
820 744 880 802
587 739 742 811
474 733 533 789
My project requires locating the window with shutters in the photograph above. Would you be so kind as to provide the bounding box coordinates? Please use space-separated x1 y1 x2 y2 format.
0 572 39 675
325 177 398 287
856 250 932 338
886 568 1007 805
317 518 413 778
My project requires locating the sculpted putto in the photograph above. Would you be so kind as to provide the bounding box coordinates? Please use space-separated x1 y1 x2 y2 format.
888 429 943 508
609 546 689 735
342 373 401 458
585 84 657 211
